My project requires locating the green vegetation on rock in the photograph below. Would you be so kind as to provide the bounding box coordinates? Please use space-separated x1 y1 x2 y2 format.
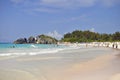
14 34 57 44
14 30 120 44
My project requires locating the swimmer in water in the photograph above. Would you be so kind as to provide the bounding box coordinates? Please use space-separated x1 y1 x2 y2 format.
10 46 15 48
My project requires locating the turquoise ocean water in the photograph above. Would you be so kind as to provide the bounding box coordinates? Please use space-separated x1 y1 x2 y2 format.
0 43 112 69
0 43 111 59
0 43 63 49
0 43 76 56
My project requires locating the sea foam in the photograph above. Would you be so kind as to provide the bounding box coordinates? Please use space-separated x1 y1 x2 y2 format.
0 44 80 57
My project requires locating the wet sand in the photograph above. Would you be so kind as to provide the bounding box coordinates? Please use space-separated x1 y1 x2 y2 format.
0 47 120 80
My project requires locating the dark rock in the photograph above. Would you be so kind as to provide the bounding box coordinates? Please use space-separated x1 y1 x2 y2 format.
14 38 27 44
28 36 36 43
14 34 58 44
36 35 57 44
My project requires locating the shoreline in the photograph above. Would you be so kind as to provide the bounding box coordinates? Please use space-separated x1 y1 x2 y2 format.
58 42 120 50
0 47 120 80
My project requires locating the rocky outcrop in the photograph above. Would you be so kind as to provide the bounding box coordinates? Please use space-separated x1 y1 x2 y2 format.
28 36 36 43
36 35 57 44
14 38 27 44
14 35 57 44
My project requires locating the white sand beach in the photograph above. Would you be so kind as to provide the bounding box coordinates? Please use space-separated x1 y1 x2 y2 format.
0 47 120 80
1 0 120 80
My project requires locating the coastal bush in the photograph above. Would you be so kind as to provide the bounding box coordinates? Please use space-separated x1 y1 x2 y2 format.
62 30 120 42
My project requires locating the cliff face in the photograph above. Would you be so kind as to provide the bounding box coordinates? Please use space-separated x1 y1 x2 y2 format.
14 35 57 44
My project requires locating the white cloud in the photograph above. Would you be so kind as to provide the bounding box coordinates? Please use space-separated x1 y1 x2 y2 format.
50 14 88 24
69 15 87 21
10 0 26 4
90 28 95 32
33 7 58 13
101 0 120 7
46 30 63 40
10 0 120 12
40 0 97 8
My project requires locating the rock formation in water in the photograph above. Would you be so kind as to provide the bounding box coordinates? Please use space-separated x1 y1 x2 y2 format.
28 36 36 43
14 38 27 44
14 35 57 44
36 35 57 44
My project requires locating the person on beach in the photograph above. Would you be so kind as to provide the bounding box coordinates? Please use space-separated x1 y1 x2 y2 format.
116 44 118 49
107 43 109 47
86 43 88 47
112 44 114 48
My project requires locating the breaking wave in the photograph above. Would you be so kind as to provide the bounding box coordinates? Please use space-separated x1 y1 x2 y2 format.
0 44 80 57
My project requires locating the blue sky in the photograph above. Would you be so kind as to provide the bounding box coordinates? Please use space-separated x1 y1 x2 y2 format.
0 0 120 42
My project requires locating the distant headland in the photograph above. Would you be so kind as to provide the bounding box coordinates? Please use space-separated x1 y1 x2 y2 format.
14 30 120 44
14 34 57 44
